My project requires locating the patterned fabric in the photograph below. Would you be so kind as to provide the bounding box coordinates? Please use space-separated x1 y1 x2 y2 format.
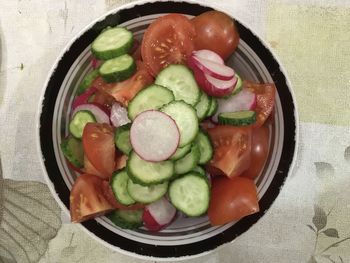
0 0 349 262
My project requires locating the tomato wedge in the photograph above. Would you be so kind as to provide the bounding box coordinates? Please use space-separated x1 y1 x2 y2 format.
244 80 276 127
241 126 270 179
208 176 259 225
141 14 195 76
82 123 115 179
92 60 153 107
207 125 252 177
70 174 115 223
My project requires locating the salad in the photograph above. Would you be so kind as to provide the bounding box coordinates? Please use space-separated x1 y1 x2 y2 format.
61 11 276 231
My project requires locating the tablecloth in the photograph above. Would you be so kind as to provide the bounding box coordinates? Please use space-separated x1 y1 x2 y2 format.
0 0 350 262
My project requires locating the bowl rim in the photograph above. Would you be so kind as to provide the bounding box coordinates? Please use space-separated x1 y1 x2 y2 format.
35 0 300 260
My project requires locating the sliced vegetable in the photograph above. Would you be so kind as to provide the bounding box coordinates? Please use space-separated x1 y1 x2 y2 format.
70 174 114 223
170 144 192 161
127 179 168 204
73 86 98 110
195 91 210 120
191 11 240 60
207 125 251 177
130 110 180 162
99 54 136 83
161 101 199 147
127 151 174 185
110 102 130 128
195 130 213 164
155 64 200 106
192 166 205 176
169 172 210 217
92 27 134 60
60 137 84 168
108 209 143 229
212 89 257 122
72 103 110 124
208 177 259 225
110 169 135 206
192 49 224 64
174 144 200 175
143 197 177 231
114 123 132 155
82 123 115 179
127 84 174 120
218 110 256 126
232 73 243 96
141 14 195 76
206 97 218 117
69 110 96 139
76 70 99 96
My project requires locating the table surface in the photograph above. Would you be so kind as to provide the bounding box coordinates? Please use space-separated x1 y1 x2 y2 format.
1 0 350 262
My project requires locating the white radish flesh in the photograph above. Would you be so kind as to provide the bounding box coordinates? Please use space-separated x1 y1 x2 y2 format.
130 110 180 162
143 197 176 231
110 102 130 128
190 56 234 80
193 50 224 64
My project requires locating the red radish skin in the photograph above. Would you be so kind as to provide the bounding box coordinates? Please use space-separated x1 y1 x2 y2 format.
91 57 102 69
72 87 97 110
189 55 234 80
72 103 110 124
130 110 180 162
193 50 224 64
212 89 257 122
143 197 177 231
110 102 130 128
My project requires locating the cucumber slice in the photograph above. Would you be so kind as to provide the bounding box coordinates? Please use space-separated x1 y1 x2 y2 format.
110 169 135 205
127 179 168 204
128 84 175 120
108 209 143 229
161 101 199 147
169 172 210 217
206 97 218 117
69 110 96 138
76 69 99 95
170 144 192 161
232 73 243 96
155 64 200 106
92 27 133 60
195 91 210 120
99 54 136 83
218 110 256 126
127 151 174 185
114 123 132 155
60 137 84 168
195 130 213 165
174 144 200 175
192 166 205 176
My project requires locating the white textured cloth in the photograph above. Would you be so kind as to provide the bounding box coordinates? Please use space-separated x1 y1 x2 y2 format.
1 0 350 262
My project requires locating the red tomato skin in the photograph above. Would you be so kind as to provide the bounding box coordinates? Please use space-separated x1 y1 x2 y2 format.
141 13 195 76
192 11 240 60
70 174 115 223
241 126 270 179
208 176 259 225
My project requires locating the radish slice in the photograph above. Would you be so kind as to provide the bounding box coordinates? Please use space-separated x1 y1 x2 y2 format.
91 57 102 69
212 89 257 122
130 110 180 162
193 67 236 97
72 103 110 124
110 102 130 128
190 55 234 80
193 50 224 64
72 87 97 110
143 197 177 231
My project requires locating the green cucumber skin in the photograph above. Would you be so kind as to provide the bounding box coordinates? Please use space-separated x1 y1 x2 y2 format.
169 172 210 217
126 151 174 186
191 166 205 176
60 137 84 168
91 27 134 60
174 144 200 175
76 69 100 95
99 55 136 83
232 73 243 96
114 124 132 155
206 97 218 117
107 209 143 229
110 169 135 206
170 144 192 161
195 92 210 121
127 84 175 120
218 111 256 126
69 110 96 139
196 130 214 165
